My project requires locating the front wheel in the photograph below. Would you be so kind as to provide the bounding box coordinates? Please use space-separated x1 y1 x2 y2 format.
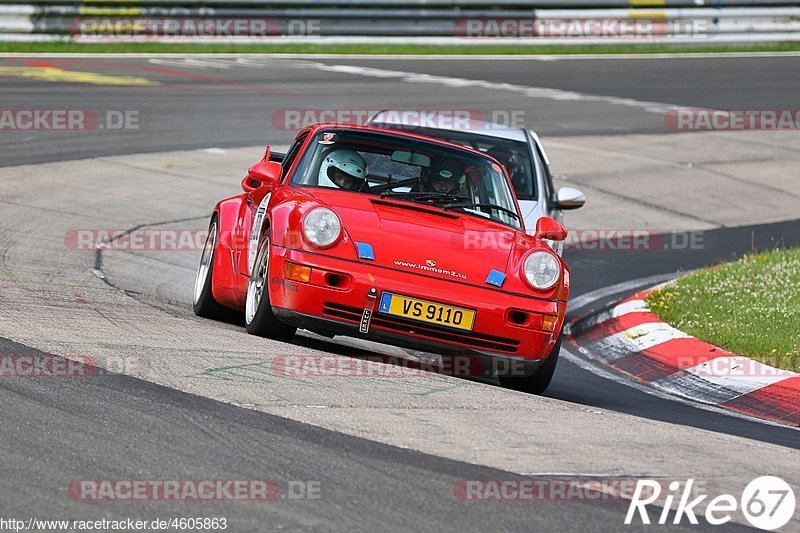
498 334 561 395
245 236 296 341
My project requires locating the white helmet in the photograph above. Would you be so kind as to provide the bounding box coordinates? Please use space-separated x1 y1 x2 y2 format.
319 149 367 190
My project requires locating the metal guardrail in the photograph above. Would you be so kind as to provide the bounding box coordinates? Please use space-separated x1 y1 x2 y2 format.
1 2 799 44
2 0 799 5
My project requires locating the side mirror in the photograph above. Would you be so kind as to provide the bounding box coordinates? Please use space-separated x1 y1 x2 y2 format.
555 187 586 210
242 161 282 193
535 217 567 242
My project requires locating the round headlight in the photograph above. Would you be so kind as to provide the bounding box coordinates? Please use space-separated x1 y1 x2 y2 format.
522 251 561 290
303 207 341 248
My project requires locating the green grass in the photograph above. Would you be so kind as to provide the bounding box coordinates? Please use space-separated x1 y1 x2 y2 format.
2 41 800 55
646 248 800 372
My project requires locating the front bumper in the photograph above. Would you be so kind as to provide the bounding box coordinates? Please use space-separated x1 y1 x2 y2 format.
268 245 566 367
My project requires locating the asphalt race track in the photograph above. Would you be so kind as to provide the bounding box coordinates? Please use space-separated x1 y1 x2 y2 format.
2 54 800 166
0 54 799 532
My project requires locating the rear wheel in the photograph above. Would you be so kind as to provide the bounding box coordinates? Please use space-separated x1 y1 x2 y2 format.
498 334 561 395
245 236 296 341
193 218 225 319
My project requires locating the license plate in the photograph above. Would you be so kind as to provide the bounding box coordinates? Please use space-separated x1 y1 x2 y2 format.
378 292 475 331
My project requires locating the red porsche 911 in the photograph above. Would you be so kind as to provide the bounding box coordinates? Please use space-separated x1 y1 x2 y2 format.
193 124 570 394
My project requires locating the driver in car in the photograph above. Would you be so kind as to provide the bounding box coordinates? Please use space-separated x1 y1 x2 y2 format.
320 149 368 192
421 158 465 195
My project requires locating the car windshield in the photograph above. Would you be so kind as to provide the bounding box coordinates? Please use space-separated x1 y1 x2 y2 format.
367 124 538 201
291 129 522 229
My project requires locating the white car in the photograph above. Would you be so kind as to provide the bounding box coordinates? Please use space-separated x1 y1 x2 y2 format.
367 111 585 254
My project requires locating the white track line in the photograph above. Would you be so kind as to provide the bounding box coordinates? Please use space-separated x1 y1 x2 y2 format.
603 322 691 353
573 298 650 331
305 61 679 115
569 272 678 313
684 356 798 393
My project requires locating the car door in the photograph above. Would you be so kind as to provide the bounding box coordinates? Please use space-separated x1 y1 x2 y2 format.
241 131 311 277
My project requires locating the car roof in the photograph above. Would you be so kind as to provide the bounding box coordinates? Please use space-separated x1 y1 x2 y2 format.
309 123 506 163
367 110 529 143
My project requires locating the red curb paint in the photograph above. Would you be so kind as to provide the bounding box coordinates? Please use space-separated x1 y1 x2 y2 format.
720 377 800 426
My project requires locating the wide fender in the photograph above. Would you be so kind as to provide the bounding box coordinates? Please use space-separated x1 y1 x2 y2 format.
211 194 249 310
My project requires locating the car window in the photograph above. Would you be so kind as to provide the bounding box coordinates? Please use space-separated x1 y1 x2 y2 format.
362 152 421 191
280 132 308 181
368 125 537 201
291 129 521 229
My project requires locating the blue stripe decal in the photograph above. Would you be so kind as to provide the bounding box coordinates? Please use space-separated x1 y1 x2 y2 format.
485 269 506 287
379 292 392 313
356 242 375 260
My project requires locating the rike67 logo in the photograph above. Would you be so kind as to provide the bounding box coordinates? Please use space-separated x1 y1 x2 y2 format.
626 477 796 530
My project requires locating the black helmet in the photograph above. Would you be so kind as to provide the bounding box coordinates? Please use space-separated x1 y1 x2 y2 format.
423 157 464 193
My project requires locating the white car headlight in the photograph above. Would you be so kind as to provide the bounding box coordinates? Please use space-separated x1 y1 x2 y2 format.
522 251 561 290
303 207 341 248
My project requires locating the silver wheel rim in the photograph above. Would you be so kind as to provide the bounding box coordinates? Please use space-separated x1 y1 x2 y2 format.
245 239 269 325
193 222 217 305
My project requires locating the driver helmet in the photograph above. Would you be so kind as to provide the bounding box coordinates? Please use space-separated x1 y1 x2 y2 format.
319 149 367 191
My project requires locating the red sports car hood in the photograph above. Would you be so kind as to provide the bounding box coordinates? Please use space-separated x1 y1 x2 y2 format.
309 190 518 286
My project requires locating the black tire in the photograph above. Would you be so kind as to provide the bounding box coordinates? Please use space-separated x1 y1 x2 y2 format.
245 236 296 341
498 334 562 395
193 217 226 319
